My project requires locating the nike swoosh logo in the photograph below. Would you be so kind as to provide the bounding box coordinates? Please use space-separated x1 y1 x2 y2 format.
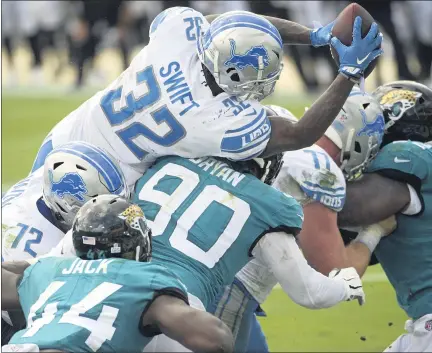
297 214 304 221
394 157 411 163
357 53 370 65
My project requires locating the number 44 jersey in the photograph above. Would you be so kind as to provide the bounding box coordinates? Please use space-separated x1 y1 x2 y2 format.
133 156 303 309
47 7 271 188
9 257 189 352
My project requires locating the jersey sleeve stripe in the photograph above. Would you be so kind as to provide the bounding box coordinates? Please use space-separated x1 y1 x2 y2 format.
302 181 345 192
221 127 271 154
224 109 266 136
229 150 263 161
222 138 269 160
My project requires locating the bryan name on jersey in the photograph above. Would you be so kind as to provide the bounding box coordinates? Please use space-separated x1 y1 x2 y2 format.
46 7 273 188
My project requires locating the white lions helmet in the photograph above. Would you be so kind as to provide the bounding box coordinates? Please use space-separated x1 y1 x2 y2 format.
198 11 284 101
324 88 385 181
43 141 130 230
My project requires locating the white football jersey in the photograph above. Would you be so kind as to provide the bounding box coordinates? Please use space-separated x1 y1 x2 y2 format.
236 145 346 303
2 169 65 262
48 7 271 188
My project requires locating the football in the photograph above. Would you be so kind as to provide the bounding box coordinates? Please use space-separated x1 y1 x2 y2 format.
331 2 380 78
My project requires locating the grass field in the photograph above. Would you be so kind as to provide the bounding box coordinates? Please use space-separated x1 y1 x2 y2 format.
2 93 407 351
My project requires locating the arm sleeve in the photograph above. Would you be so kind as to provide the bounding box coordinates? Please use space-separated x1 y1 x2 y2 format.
368 140 430 215
252 232 348 309
219 106 271 161
275 148 346 212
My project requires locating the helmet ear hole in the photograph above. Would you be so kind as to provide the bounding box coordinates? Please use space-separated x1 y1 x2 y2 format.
230 74 240 82
226 68 239 82
362 103 370 109
355 141 362 153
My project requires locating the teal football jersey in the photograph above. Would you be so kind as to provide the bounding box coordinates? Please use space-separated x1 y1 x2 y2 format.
9 257 188 352
368 140 432 319
133 156 303 309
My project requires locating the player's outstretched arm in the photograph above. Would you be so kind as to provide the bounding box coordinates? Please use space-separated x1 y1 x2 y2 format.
2 262 29 310
338 173 410 228
262 75 354 156
205 15 333 46
252 232 365 308
143 295 234 353
262 17 383 156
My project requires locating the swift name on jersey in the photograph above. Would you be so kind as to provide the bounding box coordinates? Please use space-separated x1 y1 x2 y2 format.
160 61 200 116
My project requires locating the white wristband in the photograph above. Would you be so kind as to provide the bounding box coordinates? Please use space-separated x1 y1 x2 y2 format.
353 225 382 253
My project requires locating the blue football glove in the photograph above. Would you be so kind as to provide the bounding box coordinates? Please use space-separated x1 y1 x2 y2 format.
331 16 383 83
310 20 335 47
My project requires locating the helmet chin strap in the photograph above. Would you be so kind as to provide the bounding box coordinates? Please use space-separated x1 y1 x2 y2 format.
213 51 220 84
135 245 141 261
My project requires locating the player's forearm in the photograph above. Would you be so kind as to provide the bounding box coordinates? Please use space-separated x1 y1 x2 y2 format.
263 75 354 156
1 268 22 310
255 232 348 309
338 173 410 227
1 261 30 275
345 242 372 277
205 14 312 45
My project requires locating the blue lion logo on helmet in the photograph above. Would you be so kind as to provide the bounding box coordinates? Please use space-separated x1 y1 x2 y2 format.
224 39 270 71
49 170 88 202
357 110 385 145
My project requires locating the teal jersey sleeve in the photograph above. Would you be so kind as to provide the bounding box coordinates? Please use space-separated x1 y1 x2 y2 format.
368 140 432 190
246 180 304 255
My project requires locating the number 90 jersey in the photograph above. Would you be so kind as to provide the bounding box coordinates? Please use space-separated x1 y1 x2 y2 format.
133 156 303 309
47 7 271 188
273 145 346 212
9 257 188 352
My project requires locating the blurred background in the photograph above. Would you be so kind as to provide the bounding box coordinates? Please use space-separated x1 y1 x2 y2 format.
1 1 431 351
2 0 431 93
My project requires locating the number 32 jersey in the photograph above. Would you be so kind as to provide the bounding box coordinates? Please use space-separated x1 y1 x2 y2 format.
9 257 189 352
48 7 271 188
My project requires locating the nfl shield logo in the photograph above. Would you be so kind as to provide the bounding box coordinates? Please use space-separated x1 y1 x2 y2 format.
425 320 432 331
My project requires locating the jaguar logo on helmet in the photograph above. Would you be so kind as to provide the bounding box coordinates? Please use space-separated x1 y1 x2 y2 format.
380 89 422 120
224 39 269 71
49 170 88 202
357 110 385 145
118 204 146 231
